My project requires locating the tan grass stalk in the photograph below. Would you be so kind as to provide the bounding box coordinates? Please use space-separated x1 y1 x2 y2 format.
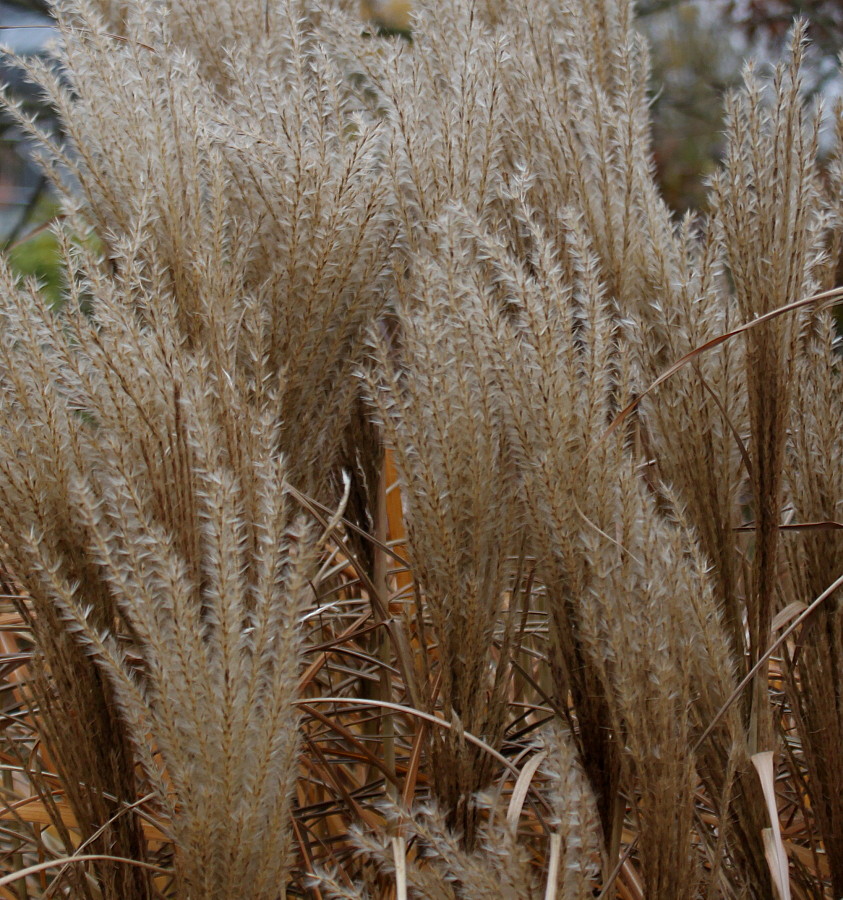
782 306 843 896
365 213 521 845
711 25 824 752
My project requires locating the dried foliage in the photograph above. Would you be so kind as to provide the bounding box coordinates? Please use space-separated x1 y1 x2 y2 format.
0 0 842 898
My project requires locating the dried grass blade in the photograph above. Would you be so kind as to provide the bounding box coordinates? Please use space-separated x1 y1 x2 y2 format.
543 832 561 900
0 855 170 889
507 751 547 829
391 837 407 900
299 698 535 785
401 725 426 807
751 752 791 900
586 284 843 468
695 569 843 750
771 603 807 632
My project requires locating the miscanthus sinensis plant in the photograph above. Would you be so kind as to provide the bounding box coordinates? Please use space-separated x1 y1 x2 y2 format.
1 0 843 897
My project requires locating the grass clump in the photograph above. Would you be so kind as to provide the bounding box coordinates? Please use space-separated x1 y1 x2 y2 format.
0 1 842 898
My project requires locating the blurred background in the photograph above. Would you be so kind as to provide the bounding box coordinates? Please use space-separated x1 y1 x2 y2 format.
1 0 59 295
1 0 842 270
642 0 843 212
